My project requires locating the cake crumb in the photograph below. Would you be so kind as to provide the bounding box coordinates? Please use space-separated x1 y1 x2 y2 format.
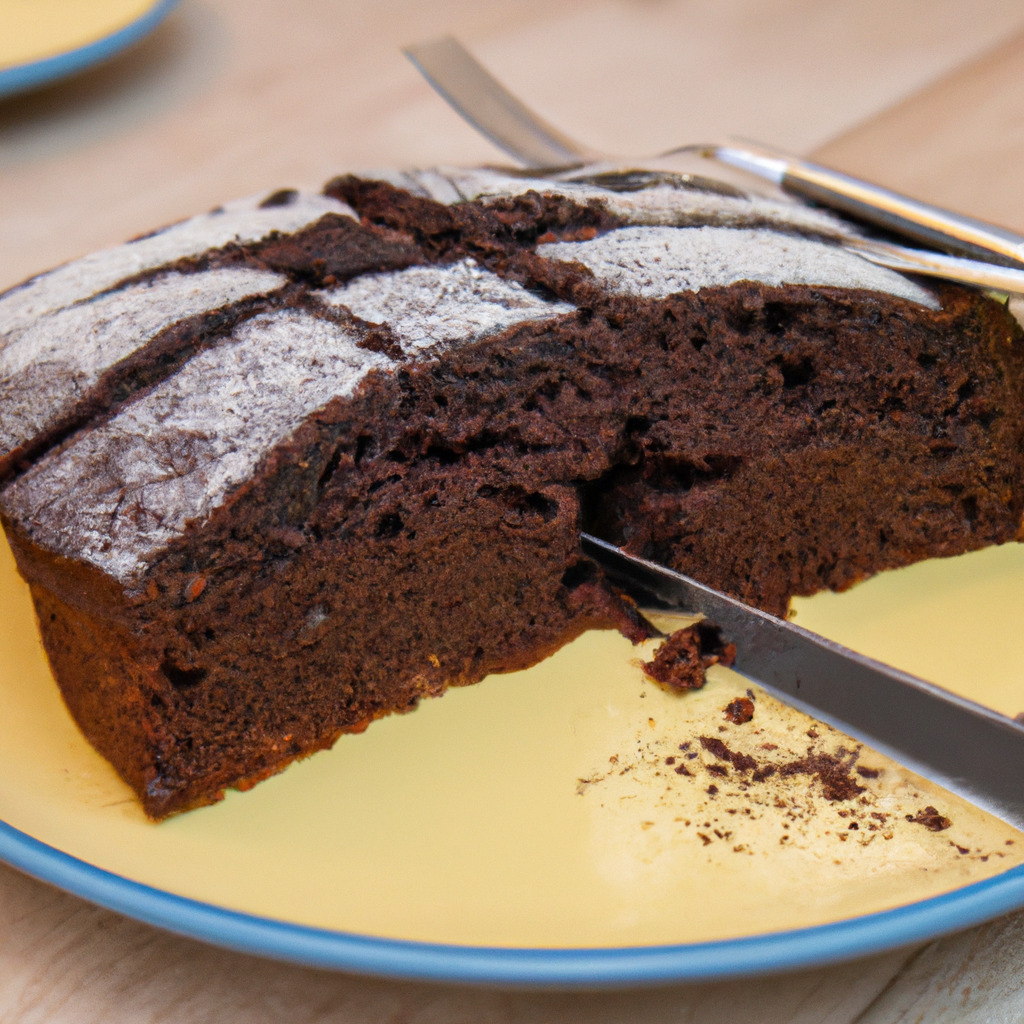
724 696 755 724
642 621 735 691
907 806 953 831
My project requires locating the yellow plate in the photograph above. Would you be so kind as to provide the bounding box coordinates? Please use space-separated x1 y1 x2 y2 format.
0 0 180 97
1 531 1023 984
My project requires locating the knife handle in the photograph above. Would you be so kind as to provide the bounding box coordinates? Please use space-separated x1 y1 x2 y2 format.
712 140 1024 270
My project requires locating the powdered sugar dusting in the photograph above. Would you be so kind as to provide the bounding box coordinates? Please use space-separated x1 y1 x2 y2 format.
0 268 287 463
0 191 352 343
8 309 392 582
2 268 286 379
410 166 852 237
0 169 948 581
321 258 574 354
538 225 939 308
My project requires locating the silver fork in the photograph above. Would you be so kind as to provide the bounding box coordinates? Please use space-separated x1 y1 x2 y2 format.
405 36 1024 295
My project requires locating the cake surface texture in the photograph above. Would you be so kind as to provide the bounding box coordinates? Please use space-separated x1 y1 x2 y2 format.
2 166 1023 818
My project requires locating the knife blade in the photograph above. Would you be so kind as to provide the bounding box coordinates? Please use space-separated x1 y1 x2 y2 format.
582 533 1024 832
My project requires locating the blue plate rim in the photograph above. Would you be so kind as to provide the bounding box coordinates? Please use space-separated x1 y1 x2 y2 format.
2 815 1023 988
0 0 183 100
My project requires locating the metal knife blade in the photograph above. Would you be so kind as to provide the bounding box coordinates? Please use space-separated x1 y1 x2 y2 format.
582 533 1024 831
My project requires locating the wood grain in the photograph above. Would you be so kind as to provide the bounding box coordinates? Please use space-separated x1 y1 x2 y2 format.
856 914 1024 1023
0 862 916 1024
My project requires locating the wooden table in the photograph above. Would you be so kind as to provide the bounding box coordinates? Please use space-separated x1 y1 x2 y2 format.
3 1 1024 1019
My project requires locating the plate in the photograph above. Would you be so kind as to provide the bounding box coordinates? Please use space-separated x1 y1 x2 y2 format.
0 0 182 99
2 532 1024 988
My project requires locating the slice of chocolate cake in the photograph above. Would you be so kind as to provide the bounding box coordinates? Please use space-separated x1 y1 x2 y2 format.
2 167 1023 818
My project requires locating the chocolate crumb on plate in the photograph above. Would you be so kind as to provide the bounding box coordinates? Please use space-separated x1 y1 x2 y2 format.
642 621 736 692
724 695 755 724
907 806 954 831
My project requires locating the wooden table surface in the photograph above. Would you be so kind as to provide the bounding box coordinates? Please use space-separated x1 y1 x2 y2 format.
3 1 1024 1019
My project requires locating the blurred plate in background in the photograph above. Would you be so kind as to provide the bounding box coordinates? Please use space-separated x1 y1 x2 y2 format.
0 0 182 98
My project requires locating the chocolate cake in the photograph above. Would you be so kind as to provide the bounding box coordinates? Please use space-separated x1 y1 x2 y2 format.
2 166 1023 818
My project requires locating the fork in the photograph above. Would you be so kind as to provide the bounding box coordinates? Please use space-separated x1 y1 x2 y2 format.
404 36 1024 295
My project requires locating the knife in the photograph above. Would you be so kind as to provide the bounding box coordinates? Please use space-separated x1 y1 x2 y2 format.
705 139 1024 270
582 533 1024 832
405 36 1024 292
